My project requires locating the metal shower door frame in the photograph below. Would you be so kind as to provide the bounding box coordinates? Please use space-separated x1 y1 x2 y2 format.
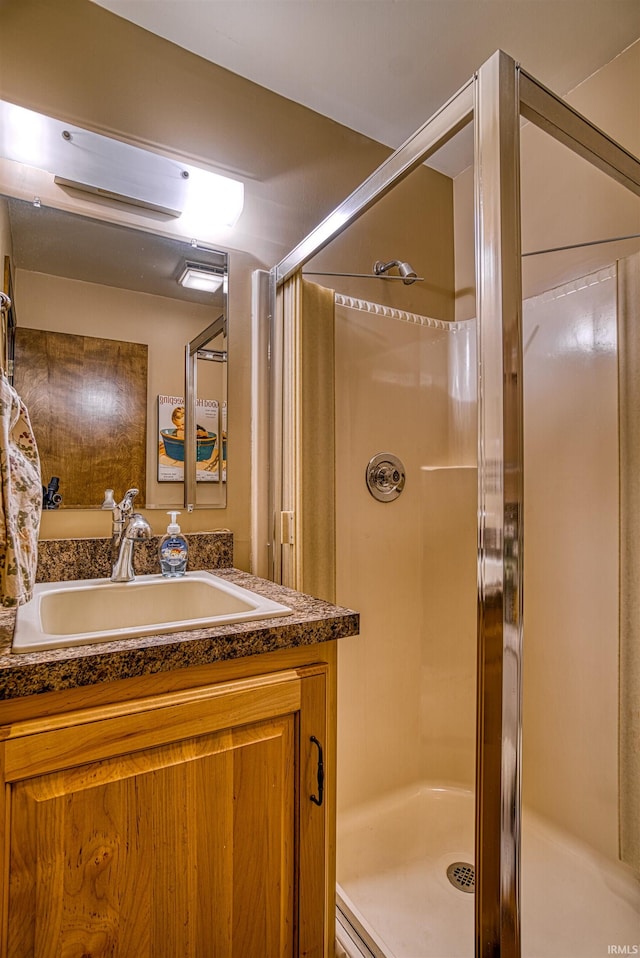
474 53 640 958
267 49 640 956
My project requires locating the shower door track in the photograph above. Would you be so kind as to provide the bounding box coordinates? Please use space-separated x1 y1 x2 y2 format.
265 50 640 957
336 889 389 958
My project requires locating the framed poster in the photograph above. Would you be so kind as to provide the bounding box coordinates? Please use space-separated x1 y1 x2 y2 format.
157 395 223 482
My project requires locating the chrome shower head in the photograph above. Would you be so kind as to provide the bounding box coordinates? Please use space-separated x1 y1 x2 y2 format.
397 261 418 284
373 259 418 285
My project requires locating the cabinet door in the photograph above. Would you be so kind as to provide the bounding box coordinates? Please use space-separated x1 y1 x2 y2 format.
3 668 328 958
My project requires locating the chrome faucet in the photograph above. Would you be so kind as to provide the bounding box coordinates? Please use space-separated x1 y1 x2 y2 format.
103 487 152 583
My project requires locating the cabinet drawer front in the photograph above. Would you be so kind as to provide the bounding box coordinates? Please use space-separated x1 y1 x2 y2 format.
4 673 302 781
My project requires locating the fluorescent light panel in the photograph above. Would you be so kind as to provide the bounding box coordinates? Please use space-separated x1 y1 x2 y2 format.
0 101 244 229
179 263 224 293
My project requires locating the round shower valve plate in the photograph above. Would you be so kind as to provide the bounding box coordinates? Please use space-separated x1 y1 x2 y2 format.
366 452 406 502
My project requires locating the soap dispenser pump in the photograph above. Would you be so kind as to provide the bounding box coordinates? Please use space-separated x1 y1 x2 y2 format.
159 511 188 577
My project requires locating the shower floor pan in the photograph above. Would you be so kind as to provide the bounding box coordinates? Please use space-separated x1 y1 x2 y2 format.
337 783 640 958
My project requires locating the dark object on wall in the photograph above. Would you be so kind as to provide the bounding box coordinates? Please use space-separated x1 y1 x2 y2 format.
42 476 62 509
2 256 16 383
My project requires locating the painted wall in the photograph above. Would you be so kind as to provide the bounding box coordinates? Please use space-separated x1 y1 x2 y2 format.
0 0 454 569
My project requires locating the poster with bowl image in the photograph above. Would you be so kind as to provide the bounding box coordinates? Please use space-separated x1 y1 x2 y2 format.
157 395 221 482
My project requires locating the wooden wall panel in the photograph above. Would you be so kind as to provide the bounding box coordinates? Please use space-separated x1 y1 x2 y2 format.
14 328 147 508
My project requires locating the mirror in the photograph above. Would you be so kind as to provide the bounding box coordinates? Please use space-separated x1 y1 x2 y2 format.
184 312 227 512
3 195 228 509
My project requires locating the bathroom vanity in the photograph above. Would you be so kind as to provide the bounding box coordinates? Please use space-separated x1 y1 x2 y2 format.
0 534 358 957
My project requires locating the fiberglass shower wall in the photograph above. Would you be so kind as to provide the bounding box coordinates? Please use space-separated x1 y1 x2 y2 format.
521 266 619 859
335 302 477 816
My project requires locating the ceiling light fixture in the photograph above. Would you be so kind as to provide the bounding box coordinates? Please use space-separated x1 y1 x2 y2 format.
0 100 244 230
178 263 224 293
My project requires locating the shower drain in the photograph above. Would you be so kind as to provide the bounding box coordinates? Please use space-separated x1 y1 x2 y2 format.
446 861 475 893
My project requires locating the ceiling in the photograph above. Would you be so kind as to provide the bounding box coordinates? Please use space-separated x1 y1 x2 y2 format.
92 0 640 176
7 198 227 304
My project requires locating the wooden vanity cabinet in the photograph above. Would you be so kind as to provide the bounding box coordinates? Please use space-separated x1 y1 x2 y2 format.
0 651 334 957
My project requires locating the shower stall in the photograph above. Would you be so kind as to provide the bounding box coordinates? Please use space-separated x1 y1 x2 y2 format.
332 264 638 957
259 50 640 956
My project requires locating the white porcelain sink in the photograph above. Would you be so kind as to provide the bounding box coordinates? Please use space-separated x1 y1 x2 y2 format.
12 571 292 654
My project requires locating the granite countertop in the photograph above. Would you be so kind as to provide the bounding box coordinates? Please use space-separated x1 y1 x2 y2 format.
0 569 359 701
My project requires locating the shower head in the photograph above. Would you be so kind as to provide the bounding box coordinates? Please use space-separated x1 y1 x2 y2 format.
397 261 418 284
373 259 418 285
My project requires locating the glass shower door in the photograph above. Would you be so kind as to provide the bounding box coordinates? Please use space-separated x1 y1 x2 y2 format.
519 266 640 956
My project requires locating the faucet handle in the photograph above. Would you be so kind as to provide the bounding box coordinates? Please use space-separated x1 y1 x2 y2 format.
101 489 116 510
108 487 140 523
117 488 139 516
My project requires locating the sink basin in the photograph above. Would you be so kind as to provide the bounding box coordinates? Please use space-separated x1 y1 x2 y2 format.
12 571 292 653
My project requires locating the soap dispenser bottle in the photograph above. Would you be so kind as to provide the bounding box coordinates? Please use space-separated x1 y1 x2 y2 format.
159 512 188 577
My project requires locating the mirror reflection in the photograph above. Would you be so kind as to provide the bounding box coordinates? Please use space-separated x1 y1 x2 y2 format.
3 196 227 509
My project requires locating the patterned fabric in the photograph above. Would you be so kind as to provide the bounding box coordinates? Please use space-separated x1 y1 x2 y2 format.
0 372 41 607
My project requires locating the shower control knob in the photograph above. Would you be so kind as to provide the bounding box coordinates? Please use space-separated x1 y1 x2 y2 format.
365 453 406 502
373 464 397 486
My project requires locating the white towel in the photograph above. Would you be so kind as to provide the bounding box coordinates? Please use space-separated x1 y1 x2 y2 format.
0 372 41 607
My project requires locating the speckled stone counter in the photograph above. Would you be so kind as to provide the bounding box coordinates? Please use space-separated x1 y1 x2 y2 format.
0 564 359 701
